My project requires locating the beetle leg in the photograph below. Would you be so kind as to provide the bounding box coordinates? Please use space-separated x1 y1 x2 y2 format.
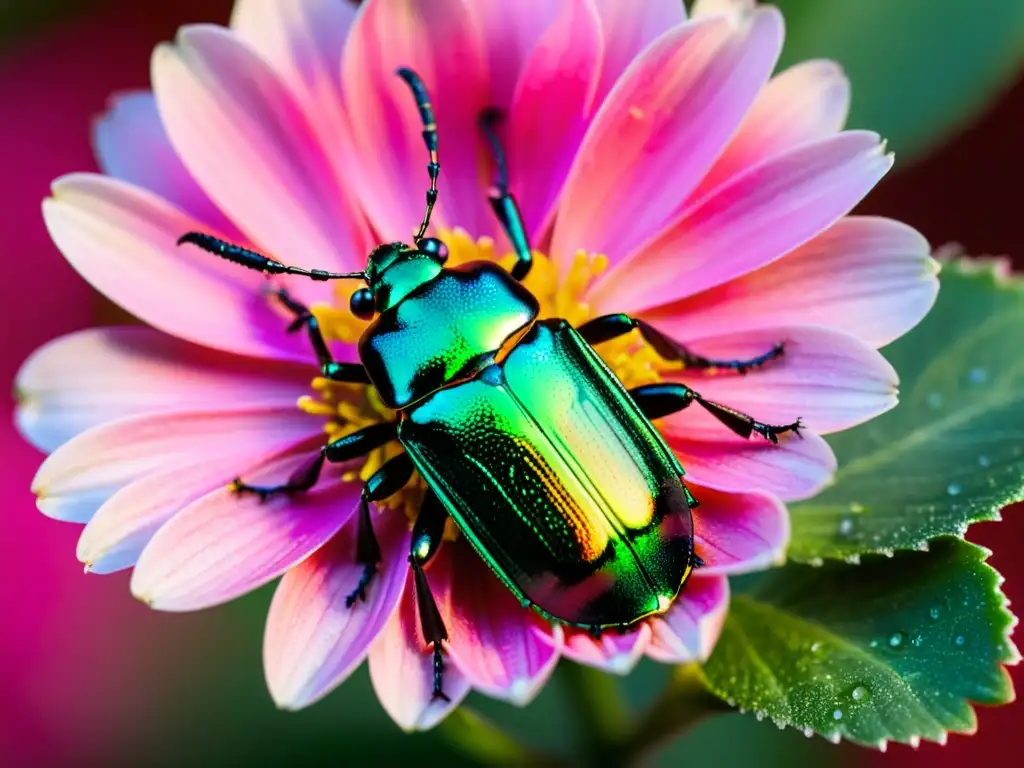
629 383 803 444
479 108 532 281
410 491 452 702
232 422 398 499
578 314 784 375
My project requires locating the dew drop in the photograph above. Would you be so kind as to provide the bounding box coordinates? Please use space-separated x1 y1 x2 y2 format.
954 635 966 647
849 502 866 514
837 517 855 537
851 686 869 702
803 727 814 739
930 606 941 620
869 639 880 649
888 631 907 649
968 367 988 384
926 392 943 409
810 641 823 653
947 482 962 496
978 455 991 468
911 634 924 647
755 710 766 722
833 709 843 721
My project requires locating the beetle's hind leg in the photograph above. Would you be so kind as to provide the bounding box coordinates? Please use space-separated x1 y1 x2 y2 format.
273 289 371 385
578 313 784 375
479 108 532 282
409 490 452 702
629 383 802 444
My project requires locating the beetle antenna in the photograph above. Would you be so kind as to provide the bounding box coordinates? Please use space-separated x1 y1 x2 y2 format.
177 233 365 282
395 67 439 245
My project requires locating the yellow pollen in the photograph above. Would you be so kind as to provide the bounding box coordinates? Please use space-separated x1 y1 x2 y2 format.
296 227 679 533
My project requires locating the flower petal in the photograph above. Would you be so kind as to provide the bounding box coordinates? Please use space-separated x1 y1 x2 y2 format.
664 325 899 434
666 415 836 502
342 0 491 241
152 25 369 283
32 409 319 524
507 0 603 239
691 485 789 575
552 8 783 270
591 0 687 103
369 551 471 732
92 91 240 237
42 175 315 362
130 453 359 611
645 217 938 348
591 130 893 313
478 0 559 106
264 511 411 710
15 327 312 452
561 623 651 675
693 59 851 199
647 574 729 663
443 543 563 705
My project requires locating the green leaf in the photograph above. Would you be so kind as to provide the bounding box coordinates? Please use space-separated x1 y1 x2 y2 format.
789 259 1024 563
703 537 1018 748
772 0 1024 163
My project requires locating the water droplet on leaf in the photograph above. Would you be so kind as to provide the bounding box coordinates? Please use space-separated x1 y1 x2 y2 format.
833 709 843 721
926 392 943 408
837 517 855 537
888 631 907 649
851 686 869 702
930 606 941 620
947 482 961 496
978 455 991 468
954 635 966 647
968 367 988 384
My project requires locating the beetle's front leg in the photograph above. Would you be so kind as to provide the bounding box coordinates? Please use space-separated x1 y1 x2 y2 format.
273 289 371 384
232 422 397 499
578 313 784 375
409 490 452 702
479 108 532 282
629 383 802 444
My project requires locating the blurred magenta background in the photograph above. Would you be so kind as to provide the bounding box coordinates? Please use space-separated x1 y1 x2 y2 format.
0 1 1021 765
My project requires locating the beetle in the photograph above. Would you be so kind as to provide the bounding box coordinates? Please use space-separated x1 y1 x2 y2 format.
178 68 799 700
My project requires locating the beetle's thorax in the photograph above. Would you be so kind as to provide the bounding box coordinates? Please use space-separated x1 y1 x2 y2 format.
364 242 443 312
358 261 539 411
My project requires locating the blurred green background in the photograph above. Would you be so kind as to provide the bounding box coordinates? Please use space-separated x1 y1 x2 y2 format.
0 0 1020 765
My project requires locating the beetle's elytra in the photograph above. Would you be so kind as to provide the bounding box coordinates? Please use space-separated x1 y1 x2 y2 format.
178 67 800 700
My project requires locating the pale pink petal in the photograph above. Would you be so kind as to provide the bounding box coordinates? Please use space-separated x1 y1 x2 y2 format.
691 0 755 20
42 174 316 362
647 574 729 663
591 0 686 103
690 485 789 575
369 552 471 732
665 413 836 502
645 217 938 348
264 512 411 710
443 543 563 705
664 325 899 434
32 409 320 524
76 428 317 574
507 0 603 239
478 0 560 106
15 327 312 452
552 9 783 270
591 130 893 312
92 91 240 237
152 25 369 287
229 0 361 213
130 453 359 611
342 0 491 241
562 622 651 675
693 59 851 199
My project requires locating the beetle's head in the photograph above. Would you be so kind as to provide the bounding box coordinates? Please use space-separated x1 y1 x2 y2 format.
350 237 449 319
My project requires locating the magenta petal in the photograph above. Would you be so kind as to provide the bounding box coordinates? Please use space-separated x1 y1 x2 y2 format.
15 327 312 452
552 8 783 270
691 485 789 575
478 0 560 106
42 175 314 362
665 413 836 502
647 574 729 663
591 130 893 313
666 325 899 434
369 551 470 732
507 0 603 240
693 59 851 199
592 0 687 103
647 217 938 348
443 544 562 705
343 0 491 240
562 623 651 675
92 91 240 237
152 25 369 286
264 512 411 710
32 409 320 524
130 453 359 611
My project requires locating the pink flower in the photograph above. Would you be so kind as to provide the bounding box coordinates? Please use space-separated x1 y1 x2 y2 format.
15 0 937 731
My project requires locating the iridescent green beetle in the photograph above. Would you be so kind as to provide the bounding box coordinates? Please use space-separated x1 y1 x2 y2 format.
179 69 799 700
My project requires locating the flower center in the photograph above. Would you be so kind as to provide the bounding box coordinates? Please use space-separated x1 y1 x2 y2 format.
297 228 679 524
